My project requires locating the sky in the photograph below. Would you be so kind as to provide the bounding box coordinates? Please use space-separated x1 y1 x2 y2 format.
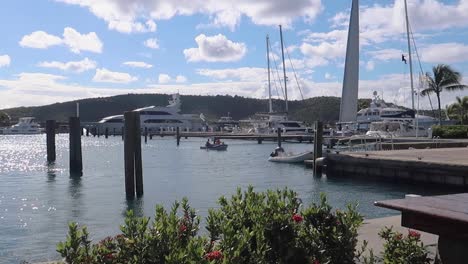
0 0 467 110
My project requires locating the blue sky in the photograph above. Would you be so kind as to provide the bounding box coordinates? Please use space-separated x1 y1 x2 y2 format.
0 0 467 109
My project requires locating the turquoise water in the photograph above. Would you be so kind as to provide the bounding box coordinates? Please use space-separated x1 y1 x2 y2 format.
0 135 452 263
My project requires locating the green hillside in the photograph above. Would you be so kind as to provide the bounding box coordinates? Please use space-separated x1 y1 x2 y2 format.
0 93 371 125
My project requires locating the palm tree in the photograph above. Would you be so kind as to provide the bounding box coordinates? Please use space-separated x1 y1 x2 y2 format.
455 96 468 124
421 64 468 124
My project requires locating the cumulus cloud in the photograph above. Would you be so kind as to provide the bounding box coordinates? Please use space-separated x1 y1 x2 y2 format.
367 49 404 61
158 73 171 84
0 55 11 67
92 68 137 83
184 34 247 62
175 75 187 83
123 61 153 68
144 38 159 49
365 61 375 71
420 43 468 63
55 0 322 32
197 67 265 82
19 31 63 49
38 58 97 73
19 27 103 53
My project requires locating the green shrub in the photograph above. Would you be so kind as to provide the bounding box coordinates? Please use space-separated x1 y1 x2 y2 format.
432 125 468 138
378 227 432 264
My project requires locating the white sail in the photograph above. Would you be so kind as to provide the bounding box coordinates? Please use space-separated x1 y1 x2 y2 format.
339 0 359 123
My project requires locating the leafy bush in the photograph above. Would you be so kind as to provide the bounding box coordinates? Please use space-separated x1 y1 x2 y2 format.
432 125 468 138
58 187 367 264
378 227 432 264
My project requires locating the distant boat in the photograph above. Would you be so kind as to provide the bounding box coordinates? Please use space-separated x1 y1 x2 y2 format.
96 94 205 134
268 149 314 163
0 117 43 135
200 142 228 151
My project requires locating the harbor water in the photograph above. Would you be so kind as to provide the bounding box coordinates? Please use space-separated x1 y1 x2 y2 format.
0 135 452 263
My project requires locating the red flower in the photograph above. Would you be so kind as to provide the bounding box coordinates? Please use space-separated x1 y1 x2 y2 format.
179 224 187 233
205 250 223 261
313 260 320 264
104 253 114 260
396 233 403 240
292 214 303 223
408 230 421 239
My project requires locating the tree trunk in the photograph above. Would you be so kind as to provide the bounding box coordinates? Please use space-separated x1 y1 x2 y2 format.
437 92 442 125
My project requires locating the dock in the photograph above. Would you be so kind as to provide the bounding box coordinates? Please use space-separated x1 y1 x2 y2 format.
325 147 468 187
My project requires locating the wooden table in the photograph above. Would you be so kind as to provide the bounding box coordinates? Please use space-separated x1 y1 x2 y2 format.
375 193 468 264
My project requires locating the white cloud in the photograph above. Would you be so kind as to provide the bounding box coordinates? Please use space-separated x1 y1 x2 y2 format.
0 55 11 67
92 68 137 83
19 28 102 53
175 75 187 83
38 58 97 73
158 73 171 84
55 0 322 32
184 34 247 62
366 61 375 71
19 31 62 49
324 73 334 80
197 67 265 82
123 61 153 68
63 27 103 54
300 41 345 60
368 49 404 61
420 43 468 63
144 38 159 49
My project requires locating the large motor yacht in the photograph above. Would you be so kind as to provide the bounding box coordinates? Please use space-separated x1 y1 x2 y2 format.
96 94 204 134
240 113 310 134
0 117 43 135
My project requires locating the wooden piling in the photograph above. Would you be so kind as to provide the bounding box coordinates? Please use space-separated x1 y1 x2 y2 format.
80 127 84 136
257 138 263 144
124 112 143 198
313 121 323 176
277 129 282 148
113 128 116 137
105 127 109 139
121 127 124 140
176 127 180 146
85 127 89 137
46 120 56 163
144 127 148 144
69 117 83 174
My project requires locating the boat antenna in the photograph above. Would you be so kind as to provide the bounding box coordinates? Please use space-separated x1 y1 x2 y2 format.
266 34 273 113
404 0 415 110
279 25 288 114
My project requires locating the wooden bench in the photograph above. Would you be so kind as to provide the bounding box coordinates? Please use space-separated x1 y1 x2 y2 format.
375 193 468 264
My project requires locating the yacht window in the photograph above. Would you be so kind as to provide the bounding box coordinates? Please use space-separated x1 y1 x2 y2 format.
139 111 172 115
105 119 123 123
144 119 183 123
280 122 301 127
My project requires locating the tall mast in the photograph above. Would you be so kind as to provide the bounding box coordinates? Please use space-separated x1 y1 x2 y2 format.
266 35 273 113
339 0 359 122
404 0 415 110
279 25 288 114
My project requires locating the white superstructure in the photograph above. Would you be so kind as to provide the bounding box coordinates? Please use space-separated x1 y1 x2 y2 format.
96 94 204 133
0 117 43 135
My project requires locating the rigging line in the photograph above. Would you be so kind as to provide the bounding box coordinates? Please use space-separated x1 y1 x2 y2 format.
267 38 281 100
269 38 286 100
284 40 304 100
409 24 435 115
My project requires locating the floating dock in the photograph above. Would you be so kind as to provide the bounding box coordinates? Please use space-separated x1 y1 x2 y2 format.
325 147 468 187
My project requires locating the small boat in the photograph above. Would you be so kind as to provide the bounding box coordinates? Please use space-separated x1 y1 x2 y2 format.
200 143 228 151
268 147 314 163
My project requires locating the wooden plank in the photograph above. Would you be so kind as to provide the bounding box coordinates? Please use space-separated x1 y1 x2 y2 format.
402 211 468 238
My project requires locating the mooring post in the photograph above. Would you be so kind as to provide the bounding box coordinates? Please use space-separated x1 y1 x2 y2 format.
85 127 89 137
124 112 136 198
80 127 84 136
144 127 148 144
97 127 100 138
105 127 109 139
134 113 143 197
149 133 153 140
277 129 282 148
121 127 124 140
257 138 263 144
313 121 323 176
176 126 180 146
69 117 83 174
46 120 56 163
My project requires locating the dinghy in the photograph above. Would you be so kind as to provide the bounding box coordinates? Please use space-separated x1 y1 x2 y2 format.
268 149 314 163
200 143 228 151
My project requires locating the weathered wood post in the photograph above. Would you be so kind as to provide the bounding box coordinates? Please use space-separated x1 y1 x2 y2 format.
105 127 109 139
313 121 323 176
277 129 282 148
144 127 148 144
46 120 56 163
149 133 153 140
176 127 180 146
124 112 143 198
69 117 83 174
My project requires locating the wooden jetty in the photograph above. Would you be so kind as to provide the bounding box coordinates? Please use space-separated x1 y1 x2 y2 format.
325 147 468 187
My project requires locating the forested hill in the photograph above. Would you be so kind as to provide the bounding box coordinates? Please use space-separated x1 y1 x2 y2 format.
0 94 371 125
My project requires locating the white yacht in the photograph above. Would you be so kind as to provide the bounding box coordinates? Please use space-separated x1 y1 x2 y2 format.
365 120 428 138
0 117 43 135
240 113 310 134
96 94 204 134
